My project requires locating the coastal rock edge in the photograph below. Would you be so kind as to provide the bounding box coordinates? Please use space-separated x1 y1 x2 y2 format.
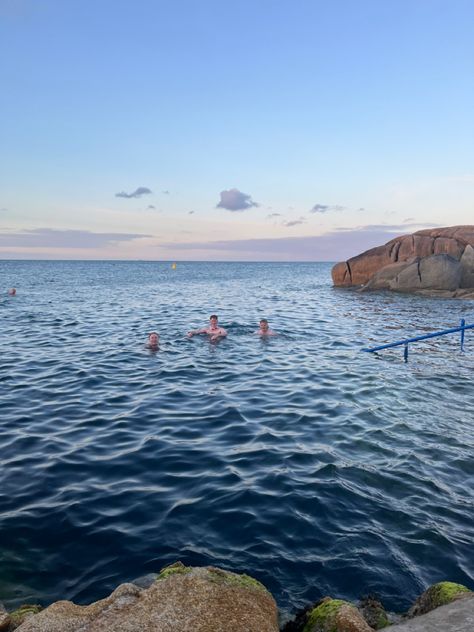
331 226 474 297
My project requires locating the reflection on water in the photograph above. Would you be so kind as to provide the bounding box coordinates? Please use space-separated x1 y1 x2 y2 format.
0 261 473 616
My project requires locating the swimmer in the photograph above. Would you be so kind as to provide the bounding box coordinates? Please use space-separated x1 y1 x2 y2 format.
146 331 160 348
255 318 276 336
187 314 227 342
8 288 16 296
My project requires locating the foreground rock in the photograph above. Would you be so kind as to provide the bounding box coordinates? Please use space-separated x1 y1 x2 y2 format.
5 571 473 632
331 226 474 297
14 563 278 632
282 581 473 632
387 593 474 631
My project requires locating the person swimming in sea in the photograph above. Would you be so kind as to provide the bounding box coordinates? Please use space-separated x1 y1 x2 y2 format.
255 318 277 336
146 331 160 349
187 314 227 342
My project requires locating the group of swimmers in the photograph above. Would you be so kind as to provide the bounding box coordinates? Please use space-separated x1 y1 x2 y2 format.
146 314 276 348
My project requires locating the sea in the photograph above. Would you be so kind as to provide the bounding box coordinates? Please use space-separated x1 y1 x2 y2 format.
0 260 473 619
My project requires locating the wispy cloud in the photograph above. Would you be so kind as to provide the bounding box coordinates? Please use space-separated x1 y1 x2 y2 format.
0 228 151 248
267 212 281 219
162 190 170 195
0 208 7 212
310 203 345 214
161 223 440 261
283 218 306 227
217 188 259 211
147 205 156 210
188 210 195 215
115 186 152 199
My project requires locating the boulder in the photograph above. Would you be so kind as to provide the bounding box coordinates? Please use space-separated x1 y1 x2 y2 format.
14 563 278 632
331 226 474 296
407 581 472 618
358 595 390 629
391 254 462 291
302 597 373 632
361 260 416 291
460 244 474 288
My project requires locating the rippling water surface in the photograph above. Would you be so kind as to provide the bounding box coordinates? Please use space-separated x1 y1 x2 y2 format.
0 261 473 617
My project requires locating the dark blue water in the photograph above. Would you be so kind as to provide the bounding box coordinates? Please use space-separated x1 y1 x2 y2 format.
0 261 473 617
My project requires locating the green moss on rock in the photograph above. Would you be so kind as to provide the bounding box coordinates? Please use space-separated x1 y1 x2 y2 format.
207 567 269 593
359 595 390 629
303 598 348 632
409 581 472 617
9 604 42 627
156 561 192 581
431 582 471 605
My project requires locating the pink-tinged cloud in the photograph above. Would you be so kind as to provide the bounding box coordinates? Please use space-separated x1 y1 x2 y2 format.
0 228 151 248
216 188 259 211
162 223 440 261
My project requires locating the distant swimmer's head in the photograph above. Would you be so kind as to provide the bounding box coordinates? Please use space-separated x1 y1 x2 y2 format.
148 332 160 347
8 288 16 296
209 314 218 329
259 319 269 332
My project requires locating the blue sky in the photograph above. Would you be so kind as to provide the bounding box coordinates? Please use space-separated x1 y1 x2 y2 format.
1 0 473 260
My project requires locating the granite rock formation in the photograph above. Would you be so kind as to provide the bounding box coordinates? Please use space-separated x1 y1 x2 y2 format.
13 563 278 632
331 226 474 297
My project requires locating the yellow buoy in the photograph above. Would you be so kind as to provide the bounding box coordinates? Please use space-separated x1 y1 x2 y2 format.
171 262 177 270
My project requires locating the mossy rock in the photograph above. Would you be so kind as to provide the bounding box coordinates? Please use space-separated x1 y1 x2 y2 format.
206 567 269 593
156 562 268 595
359 595 390 629
8 604 42 628
156 560 193 581
408 581 472 617
303 597 372 632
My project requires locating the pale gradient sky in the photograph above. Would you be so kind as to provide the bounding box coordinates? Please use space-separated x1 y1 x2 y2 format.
1 0 473 261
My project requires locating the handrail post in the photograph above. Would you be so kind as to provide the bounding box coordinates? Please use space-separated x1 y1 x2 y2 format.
404 343 409 363
460 318 466 351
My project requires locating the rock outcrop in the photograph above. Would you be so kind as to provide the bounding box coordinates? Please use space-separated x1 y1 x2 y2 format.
331 226 474 297
13 563 278 632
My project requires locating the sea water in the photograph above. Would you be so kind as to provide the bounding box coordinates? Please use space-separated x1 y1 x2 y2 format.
0 260 473 616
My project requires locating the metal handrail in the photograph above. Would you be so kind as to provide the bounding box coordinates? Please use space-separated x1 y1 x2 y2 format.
362 319 473 362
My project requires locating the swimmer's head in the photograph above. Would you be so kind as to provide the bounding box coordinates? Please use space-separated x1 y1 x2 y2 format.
8 288 16 296
209 314 218 327
259 319 269 331
148 332 160 346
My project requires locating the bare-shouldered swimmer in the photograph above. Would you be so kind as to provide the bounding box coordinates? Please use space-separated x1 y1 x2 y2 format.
187 314 227 342
255 318 277 336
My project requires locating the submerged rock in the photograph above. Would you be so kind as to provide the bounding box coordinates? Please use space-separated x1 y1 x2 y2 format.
407 581 472 617
14 564 278 632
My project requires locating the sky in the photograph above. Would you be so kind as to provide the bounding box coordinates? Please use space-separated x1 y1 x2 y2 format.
0 0 473 261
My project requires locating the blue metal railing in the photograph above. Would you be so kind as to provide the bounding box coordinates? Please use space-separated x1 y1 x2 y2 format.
362 319 474 362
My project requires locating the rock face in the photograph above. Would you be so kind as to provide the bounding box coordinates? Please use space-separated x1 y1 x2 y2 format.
14 564 278 632
331 226 474 296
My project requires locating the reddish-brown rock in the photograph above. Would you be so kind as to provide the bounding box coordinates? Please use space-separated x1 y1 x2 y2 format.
331 226 474 290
